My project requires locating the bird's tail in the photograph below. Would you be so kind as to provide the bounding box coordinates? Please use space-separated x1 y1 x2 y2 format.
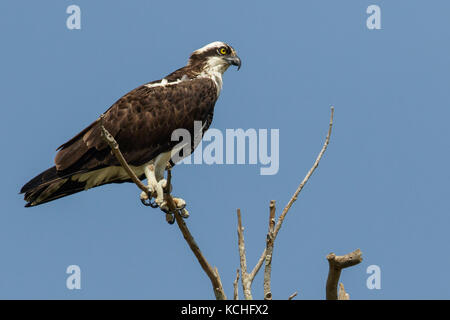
20 166 86 207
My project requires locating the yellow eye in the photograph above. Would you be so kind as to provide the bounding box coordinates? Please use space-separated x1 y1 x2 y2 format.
219 47 228 55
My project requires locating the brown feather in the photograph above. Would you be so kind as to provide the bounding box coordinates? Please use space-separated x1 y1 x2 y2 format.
20 41 234 207
22 75 218 206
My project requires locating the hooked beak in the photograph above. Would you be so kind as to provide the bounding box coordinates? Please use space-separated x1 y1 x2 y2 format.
225 56 241 70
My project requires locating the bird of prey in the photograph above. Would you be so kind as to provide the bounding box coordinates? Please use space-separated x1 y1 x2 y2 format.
20 41 241 210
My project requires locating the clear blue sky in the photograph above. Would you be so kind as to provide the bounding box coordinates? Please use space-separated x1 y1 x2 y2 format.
1 0 449 299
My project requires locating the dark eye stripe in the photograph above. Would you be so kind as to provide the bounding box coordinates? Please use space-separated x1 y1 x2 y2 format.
218 47 228 55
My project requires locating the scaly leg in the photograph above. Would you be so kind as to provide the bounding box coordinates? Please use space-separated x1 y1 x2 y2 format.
140 152 188 218
139 164 166 207
139 152 169 207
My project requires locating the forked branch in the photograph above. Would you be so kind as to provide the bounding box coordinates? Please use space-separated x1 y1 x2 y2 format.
326 249 363 300
237 107 335 299
102 106 344 301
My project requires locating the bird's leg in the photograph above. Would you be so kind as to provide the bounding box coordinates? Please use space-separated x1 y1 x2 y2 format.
159 165 189 218
153 161 169 207
141 157 189 219
140 164 166 207
140 165 156 207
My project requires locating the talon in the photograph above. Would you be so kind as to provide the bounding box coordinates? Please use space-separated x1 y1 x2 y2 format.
158 200 169 212
144 164 165 207
142 162 186 223
179 208 189 219
140 196 158 208
142 198 158 208
172 197 186 210
140 190 158 208
166 213 175 224
140 191 149 201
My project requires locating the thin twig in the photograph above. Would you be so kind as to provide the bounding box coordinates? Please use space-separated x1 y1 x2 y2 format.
237 209 253 300
247 107 335 289
100 121 226 300
288 291 298 300
213 266 226 299
274 106 334 239
326 249 362 300
248 252 265 282
233 269 240 300
263 200 276 300
236 209 248 276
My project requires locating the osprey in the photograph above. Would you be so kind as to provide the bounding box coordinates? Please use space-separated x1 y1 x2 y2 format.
20 41 241 208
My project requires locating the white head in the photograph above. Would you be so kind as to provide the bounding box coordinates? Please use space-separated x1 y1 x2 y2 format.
188 41 241 74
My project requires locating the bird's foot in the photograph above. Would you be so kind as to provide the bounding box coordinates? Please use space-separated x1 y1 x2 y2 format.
159 196 189 219
140 164 188 223
139 187 158 208
139 178 167 208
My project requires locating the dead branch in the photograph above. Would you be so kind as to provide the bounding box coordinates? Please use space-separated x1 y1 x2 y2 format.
238 107 335 299
172 201 227 299
237 209 253 300
274 106 334 239
100 120 227 300
338 283 350 300
101 107 349 301
233 269 240 300
288 291 298 300
326 249 363 300
263 200 276 300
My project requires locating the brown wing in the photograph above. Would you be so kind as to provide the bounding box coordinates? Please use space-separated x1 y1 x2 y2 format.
54 77 218 175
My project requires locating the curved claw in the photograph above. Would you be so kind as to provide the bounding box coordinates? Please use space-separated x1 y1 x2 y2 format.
179 208 189 219
165 213 175 224
177 202 186 211
140 197 159 208
172 197 186 211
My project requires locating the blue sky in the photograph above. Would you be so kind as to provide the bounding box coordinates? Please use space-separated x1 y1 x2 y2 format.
1 0 449 299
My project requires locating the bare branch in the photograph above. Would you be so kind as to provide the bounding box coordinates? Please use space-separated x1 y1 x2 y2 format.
288 291 298 300
237 209 253 300
248 252 265 282
101 121 226 300
166 195 227 300
263 200 276 300
248 107 335 286
326 249 362 300
237 209 248 276
233 269 240 300
274 106 334 239
338 283 350 300
102 107 339 301
214 267 226 299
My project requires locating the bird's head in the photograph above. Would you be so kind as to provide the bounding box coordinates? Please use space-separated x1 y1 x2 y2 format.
188 41 241 74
